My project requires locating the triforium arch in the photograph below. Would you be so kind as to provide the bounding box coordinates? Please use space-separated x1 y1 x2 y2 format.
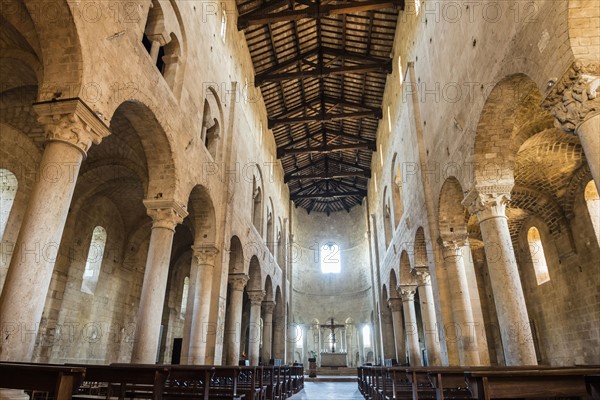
251 167 264 236
391 153 404 228
382 186 393 248
201 86 225 160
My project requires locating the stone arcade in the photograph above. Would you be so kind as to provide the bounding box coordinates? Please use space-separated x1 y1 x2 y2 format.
0 0 599 396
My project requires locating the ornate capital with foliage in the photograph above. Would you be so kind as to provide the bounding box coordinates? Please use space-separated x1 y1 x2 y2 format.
229 273 249 291
462 187 512 222
144 199 187 231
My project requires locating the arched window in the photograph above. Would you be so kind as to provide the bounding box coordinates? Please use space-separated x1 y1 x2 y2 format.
202 92 222 160
252 177 263 235
584 180 600 244
391 155 403 228
266 200 274 253
81 226 107 294
398 56 403 84
180 276 190 319
382 189 393 248
527 227 550 285
320 243 341 273
415 0 421 16
0 169 18 241
362 325 371 347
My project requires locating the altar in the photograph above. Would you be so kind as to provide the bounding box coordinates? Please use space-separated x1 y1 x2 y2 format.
320 352 347 367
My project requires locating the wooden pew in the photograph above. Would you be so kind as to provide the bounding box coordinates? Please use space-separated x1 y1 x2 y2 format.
0 363 86 400
163 365 213 400
465 368 600 399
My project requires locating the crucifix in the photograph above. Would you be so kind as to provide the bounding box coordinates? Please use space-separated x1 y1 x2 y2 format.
325 318 345 353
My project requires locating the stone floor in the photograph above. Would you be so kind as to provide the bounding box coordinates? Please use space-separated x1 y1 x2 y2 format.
290 382 364 399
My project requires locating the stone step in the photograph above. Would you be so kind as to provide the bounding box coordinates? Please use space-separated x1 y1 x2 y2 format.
311 367 357 376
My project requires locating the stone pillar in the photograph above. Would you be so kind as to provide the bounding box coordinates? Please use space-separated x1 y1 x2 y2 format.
380 308 396 360
188 245 219 364
415 268 442 366
272 306 285 360
442 240 480 366
261 301 275 363
463 189 537 365
131 200 187 363
224 274 249 365
542 62 599 191
388 298 406 365
399 285 422 366
247 290 265 366
0 100 109 362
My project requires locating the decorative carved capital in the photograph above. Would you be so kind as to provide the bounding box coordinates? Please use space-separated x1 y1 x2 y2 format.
399 285 417 302
462 187 511 222
261 300 276 315
144 199 187 231
542 61 600 134
228 273 249 291
33 98 110 156
248 290 265 305
414 267 431 286
388 297 403 312
441 239 466 260
192 244 219 265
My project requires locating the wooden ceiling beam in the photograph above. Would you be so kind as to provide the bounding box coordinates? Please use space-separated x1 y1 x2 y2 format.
285 170 370 182
269 110 381 128
277 141 375 157
238 0 404 29
256 62 391 84
291 189 367 200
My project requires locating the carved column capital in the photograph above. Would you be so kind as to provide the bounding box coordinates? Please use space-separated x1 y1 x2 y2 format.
399 285 417 302
33 99 110 156
414 267 431 286
441 239 466 260
542 61 600 134
192 244 219 265
262 300 276 315
462 187 511 222
143 199 187 231
388 297 403 312
248 290 265 305
228 273 249 292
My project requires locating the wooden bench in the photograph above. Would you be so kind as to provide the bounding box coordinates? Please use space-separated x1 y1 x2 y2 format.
0 363 86 400
465 368 600 399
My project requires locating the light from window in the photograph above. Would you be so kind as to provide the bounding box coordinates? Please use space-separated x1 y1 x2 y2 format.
527 227 550 285
379 143 383 167
387 106 392 131
320 243 341 273
398 56 403 85
220 11 227 41
374 172 378 193
584 180 600 244
415 0 421 16
180 276 190 319
362 325 371 347
0 169 18 241
81 226 107 294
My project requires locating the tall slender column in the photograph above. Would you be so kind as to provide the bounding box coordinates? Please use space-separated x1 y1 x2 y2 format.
463 190 537 365
414 268 442 366
388 298 406 365
272 305 285 360
442 240 480 366
247 290 265 366
380 308 396 360
0 100 109 362
542 62 599 191
131 200 187 363
261 301 275 363
225 274 249 365
188 245 219 364
399 285 422 366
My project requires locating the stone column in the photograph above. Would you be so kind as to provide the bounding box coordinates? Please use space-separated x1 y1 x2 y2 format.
224 273 249 365
442 240 480 366
272 306 285 360
542 62 599 191
180 248 200 365
399 285 422 366
131 200 187 363
247 290 265 366
188 245 219 364
388 298 406 365
380 308 396 360
414 268 442 366
463 189 537 365
261 301 275 363
0 100 109 362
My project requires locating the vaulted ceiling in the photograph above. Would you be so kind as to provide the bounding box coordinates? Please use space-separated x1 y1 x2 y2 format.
236 0 405 214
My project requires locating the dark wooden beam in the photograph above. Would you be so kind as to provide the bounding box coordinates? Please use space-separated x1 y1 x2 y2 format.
256 62 391 85
291 189 367 200
238 0 404 29
269 110 381 128
277 141 375 157
255 48 319 83
285 170 370 183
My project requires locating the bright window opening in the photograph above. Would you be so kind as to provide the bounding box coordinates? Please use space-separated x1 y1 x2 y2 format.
398 56 403 85
362 325 371 347
220 10 227 41
0 169 18 241
180 276 190 319
320 243 341 273
584 180 600 244
415 0 421 16
81 226 107 294
527 227 550 285
387 106 392 131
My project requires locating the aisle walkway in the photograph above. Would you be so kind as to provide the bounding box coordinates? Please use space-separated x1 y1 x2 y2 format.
290 382 363 399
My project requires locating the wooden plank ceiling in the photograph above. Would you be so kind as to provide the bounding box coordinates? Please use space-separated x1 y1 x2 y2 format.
236 0 404 214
